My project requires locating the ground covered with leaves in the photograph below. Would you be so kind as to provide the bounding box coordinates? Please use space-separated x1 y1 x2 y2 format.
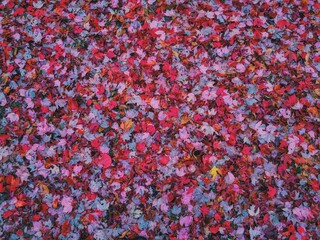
0 0 319 239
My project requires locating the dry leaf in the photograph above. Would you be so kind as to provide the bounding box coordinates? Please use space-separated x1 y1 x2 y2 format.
305 52 310 65
39 183 49 195
84 14 90 23
307 107 318 116
120 119 133 132
119 230 129 238
172 50 179 57
314 89 320 96
180 114 190 125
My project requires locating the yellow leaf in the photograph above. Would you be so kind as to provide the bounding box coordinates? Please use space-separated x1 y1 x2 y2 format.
209 166 220 180
120 119 133 132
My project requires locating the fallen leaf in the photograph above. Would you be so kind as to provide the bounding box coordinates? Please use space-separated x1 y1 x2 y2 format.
209 166 220 180
120 119 133 132
180 114 190 125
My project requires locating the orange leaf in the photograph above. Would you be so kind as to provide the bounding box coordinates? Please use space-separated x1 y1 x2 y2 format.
308 145 316 152
39 183 49 195
119 230 129 238
180 114 190 125
52 198 59 208
307 107 318 116
172 50 179 57
15 200 27 208
120 119 133 132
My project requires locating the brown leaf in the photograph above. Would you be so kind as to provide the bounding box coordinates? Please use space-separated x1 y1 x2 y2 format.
84 14 90 23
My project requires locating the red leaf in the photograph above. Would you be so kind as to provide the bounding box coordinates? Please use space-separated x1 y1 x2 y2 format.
13 7 25 16
167 107 179 118
91 138 100 149
97 84 105 95
89 123 99 133
7 64 14 72
289 234 297 240
32 215 41 221
288 95 298 105
214 213 222 221
69 100 78 111
311 181 319 191
193 114 202 122
42 204 49 213
280 140 288 148
253 18 263 27
228 135 236 146
61 220 71 237
107 50 116 59
87 192 97 200
146 123 156 135
278 164 287 176
136 142 146 152
209 225 220 234
242 146 251 155
99 154 112 168
168 192 174 202
268 186 277 198
94 52 104 60
159 156 170 165
0 134 10 141
74 26 83 34
3 211 13 219
297 227 305 235
200 205 210 215
107 101 117 110
277 19 288 29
